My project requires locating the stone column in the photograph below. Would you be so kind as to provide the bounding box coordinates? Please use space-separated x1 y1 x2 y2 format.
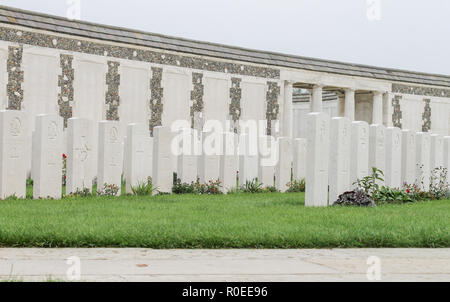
32 115 63 200
344 88 356 121
98 121 123 196
310 84 324 113
305 112 330 207
283 81 294 138
383 92 393 127
372 91 383 125
329 117 351 204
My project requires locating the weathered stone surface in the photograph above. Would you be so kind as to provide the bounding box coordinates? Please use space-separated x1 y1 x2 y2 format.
0 110 27 199
415 132 431 191
32 114 63 199
198 131 221 183
369 125 386 183
275 137 293 192
177 129 199 184
385 127 402 189
430 134 444 170
350 121 370 187
98 121 123 196
401 130 416 186
329 117 351 204
305 113 330 207
66 118 94 194
238 134 259 186
258 136 276 188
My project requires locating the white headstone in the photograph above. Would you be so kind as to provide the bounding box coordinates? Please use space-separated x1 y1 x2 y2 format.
177 129 198 184
238 134 259 185
220 132 238 192
293 138 307 181
444 137 450 185
416 132 431 191
0 111 27 199
275 137 293 192
305 112 330 207
369 124 386 183
125 123 151 194
32 115 63 199
98 121 123 196
401 130 416 186
385 127 402 188
350 121 370 187
329 117 351 203
430 134 444 170
198 131 221 183
153 126 174 194
258 136 276 188
67 118 94 194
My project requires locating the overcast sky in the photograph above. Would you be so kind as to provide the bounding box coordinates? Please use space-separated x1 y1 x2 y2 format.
1 0 449 75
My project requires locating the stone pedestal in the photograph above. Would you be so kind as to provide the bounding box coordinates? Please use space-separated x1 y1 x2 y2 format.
329 117 351 204
305 112 330 207
98 121 123 196
67 118 94 194
32 115 63 199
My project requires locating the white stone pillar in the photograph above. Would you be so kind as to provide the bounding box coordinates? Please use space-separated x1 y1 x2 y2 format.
383 93 393 127
283 81 294 138
32 115 63 200
305 112 330 207
338 95 345 118
329 117 351 204
258 135 276 187
385 127 402 188
310 84 324 113
67 118 94 194
350 121 370 186
372 91 383 125
369 124 386 184
275 137 293 192
416 132 431 191
444 136 450 185
153 126 175 194
344 88 356 121
177 129 198 184
98 121 123 196
220 132 238 192
199 131 221 183
238 134 259 186
293 138 307 181
401 130 416 186
430 134 444 170
125 123 150 194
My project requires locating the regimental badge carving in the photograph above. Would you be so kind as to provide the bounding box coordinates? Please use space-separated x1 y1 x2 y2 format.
109 127 119 143
9 117 21 136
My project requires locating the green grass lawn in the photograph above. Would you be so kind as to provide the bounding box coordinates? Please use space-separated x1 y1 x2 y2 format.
0 193 448 248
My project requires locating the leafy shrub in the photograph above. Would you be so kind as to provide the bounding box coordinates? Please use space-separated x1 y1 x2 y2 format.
354 167 384 201
286 179 306 193
172 179 196 194
263 186 279 193
240 178 264 194
334 190 375 207
97 183 120 197
377 187 415 204
429 167 449 200
131 177 156 196
67 188 92 198
172 179 223 195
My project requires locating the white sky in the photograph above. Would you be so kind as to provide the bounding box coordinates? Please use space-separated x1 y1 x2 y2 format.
0 0 449 75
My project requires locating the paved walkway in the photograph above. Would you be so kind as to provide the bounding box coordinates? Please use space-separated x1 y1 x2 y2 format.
0 249 449 282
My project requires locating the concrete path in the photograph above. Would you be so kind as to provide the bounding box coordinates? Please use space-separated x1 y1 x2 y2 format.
0 249 449 282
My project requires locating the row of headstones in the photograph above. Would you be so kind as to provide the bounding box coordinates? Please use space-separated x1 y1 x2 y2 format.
0 110 306 199
305 112 450 207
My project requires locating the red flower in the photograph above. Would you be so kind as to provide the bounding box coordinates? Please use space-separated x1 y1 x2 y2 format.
406 189 410 194
63 154 67 159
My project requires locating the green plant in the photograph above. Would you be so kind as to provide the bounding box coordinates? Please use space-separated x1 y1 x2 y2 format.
377 187 415 204
172 179 196 195
131 177 156 196
97 183 120 197
240 178 264 194
334 189 375 207
354 167 384 202
430 167 449 200
286 179 306 193
67 188 92 198
263 186 279 193
62 154 67 186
